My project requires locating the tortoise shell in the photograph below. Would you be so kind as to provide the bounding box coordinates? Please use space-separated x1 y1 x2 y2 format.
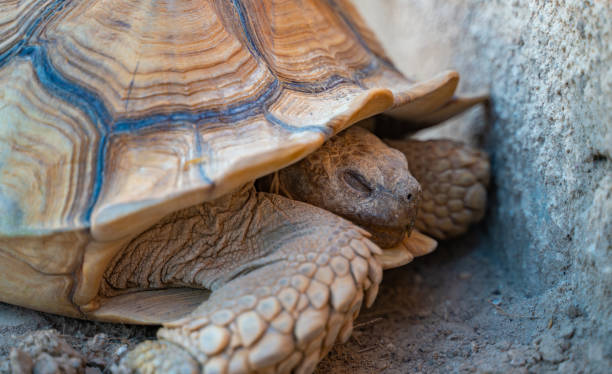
0 0 459 321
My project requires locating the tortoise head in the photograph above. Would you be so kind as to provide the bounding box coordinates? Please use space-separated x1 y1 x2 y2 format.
266 126 421 248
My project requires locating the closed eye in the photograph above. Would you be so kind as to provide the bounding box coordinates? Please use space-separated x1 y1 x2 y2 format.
343 170 373 196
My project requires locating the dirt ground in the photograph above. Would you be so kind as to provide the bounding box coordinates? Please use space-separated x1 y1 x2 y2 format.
1 224 608 373
315 228 600 374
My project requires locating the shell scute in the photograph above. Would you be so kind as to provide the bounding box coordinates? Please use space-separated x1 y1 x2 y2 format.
1 0 415 240
0 0 459 318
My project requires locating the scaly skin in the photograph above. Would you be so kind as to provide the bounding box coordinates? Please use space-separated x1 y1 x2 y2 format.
112 130 487 373
114 184 382 373
386 139 490 240
259 127 421 249
259 127 489 243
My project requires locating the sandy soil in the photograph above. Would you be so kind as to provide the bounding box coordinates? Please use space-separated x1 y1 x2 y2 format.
1 224 607 373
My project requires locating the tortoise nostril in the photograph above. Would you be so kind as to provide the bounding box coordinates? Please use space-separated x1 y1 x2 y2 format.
406 193 412 201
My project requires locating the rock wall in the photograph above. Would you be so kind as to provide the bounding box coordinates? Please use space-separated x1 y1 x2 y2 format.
354 0 611 336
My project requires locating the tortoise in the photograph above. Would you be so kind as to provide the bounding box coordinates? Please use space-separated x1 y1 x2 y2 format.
0 0 489 373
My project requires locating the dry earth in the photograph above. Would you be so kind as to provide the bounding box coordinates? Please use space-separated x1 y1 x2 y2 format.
1 226 608 373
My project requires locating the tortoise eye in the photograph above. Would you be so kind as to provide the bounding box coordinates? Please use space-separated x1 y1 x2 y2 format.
343 170 373 196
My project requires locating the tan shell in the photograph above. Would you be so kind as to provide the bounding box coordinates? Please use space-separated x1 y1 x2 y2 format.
0 0 459 321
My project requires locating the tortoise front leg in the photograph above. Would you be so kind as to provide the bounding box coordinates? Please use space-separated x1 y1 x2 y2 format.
386 139 490 240
114 188 382 374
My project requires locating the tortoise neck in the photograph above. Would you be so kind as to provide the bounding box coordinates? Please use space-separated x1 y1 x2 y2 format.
100 184 275 295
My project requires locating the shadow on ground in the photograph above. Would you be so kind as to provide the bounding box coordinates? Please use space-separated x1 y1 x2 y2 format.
1 222 605 373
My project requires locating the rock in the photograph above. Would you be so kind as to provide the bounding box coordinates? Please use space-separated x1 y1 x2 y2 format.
558 325 575 340
9 348 33 374
13 330 86 374
86 333 108 351
84 333 111 368
496 340 512 352
115 345 128 358
33 353 60 374
470 342 479 353
535 333 567 364
566 304 583 319
506 348 527 367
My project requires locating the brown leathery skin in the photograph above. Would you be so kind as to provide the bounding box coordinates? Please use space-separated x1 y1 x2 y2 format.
101 184 261 295
259 127 421 249
386 139 490 240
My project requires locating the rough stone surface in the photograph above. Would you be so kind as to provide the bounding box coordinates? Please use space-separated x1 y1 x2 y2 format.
352 0 612 372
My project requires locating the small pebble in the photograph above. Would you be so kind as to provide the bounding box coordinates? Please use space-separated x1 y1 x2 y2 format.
535 333 567 363
566 304 582 319
559 325 575 339
506 349 526 367
69 357 83 368
33 353 59 374
496 340 512 352
471 342 479 353
87 334 108 350
9 348 33 374
115 345 128 357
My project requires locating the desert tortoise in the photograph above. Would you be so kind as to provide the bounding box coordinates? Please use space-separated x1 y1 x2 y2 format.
0 0 488 372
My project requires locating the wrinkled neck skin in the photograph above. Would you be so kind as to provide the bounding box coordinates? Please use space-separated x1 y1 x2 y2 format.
261 126 421 248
